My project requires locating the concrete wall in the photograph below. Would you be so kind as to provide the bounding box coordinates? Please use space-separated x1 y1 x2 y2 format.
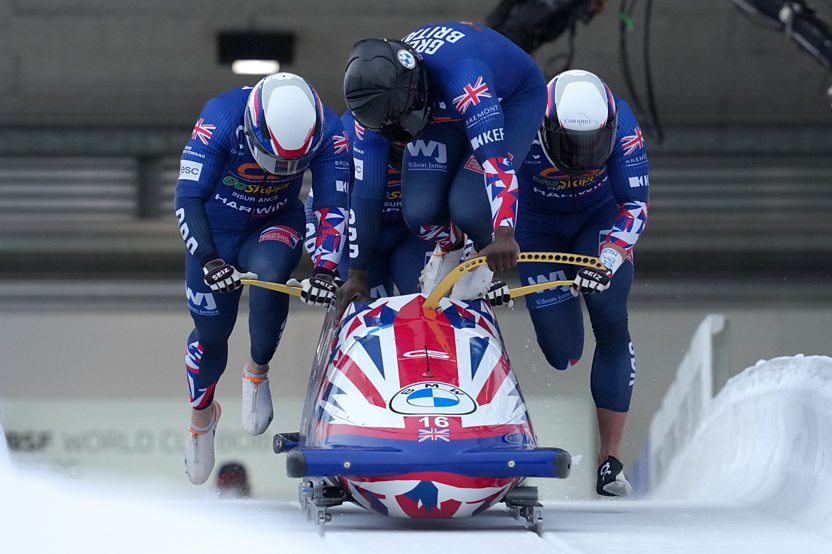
0 0 830 126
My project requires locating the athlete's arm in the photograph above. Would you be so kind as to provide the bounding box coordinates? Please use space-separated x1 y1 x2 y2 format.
173 97 234 265
446 60 520 232
603 100 650 271
348 122 390 271
444 60 521 270
308 110 351 274
303 189 317 258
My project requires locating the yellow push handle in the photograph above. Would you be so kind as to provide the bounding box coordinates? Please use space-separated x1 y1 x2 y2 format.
509 279 574 299
241 279 302 297
423 251 604 309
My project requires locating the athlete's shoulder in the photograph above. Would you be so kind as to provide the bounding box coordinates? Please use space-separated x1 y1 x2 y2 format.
322 104 346 134
203 86 249 115
196 87 248 135
611 97 648 168
402 21 485 58
614 98 640 134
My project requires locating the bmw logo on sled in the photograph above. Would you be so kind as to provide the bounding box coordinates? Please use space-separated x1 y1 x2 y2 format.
265 253 602 532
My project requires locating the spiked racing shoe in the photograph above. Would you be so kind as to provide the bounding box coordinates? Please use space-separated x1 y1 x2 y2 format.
242 369 274 435
419 243 465 296
450 264 493 302
596 455 633 497
185 401 221 485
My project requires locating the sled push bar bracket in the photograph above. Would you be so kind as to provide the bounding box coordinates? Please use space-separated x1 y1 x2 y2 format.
424 251 605 310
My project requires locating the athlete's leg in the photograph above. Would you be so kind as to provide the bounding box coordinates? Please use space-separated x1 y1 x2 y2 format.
516 206 585 369
183 243 242 484
584 260 634 463
234 207 306 435
184 248 242 428
573 202 637 468
402 124 471 292
238 206 306 370
401 123 467 249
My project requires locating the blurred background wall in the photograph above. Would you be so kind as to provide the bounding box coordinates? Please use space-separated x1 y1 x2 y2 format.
0 0 831 500
0 0 830 126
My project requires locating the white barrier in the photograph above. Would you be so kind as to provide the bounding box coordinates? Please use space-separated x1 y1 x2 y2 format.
647 314 725 490
653 355 832 536
0 412 8 473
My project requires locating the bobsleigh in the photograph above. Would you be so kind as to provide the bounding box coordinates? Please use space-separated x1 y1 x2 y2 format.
255 252 605 533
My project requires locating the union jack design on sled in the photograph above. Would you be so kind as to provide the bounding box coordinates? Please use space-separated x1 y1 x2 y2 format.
264 253 606 533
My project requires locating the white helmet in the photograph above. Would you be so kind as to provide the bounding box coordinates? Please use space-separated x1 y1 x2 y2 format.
541 69 618 173
244 72 326 175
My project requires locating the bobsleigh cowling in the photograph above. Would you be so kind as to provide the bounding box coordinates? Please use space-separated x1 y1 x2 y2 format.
274 288 572 530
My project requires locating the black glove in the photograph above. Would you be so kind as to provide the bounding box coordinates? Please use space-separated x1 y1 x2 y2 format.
573 266 612 294
289 268 341 307
485 280 513 308
202 259 257 294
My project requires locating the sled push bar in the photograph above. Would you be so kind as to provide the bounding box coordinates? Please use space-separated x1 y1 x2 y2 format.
240 279 302 297
286 446 572 479
423 251 605 310
241 251 604 305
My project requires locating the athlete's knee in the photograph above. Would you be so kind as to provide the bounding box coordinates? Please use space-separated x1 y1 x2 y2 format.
245 252 297 284
542 348 583 372
192 325 233 350
538 335 583 371
249 264 291 284
403 195 447 230
448 205 492 249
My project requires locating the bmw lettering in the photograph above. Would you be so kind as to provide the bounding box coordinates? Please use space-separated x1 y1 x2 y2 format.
389 382 477 415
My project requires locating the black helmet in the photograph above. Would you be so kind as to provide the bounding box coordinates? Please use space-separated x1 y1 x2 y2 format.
541 69 618 174
344 39 431 143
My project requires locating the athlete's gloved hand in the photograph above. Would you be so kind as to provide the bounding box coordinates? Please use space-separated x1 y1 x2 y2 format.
572 247 623 294
288 268 341 306
480 227 520 272
573 267 612 294
202 259 258 293
485 280 513 308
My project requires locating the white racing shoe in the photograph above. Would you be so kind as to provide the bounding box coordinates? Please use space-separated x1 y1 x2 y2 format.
450 264 494 302
185 401 221 485
419 243 465 296
242 368 273 435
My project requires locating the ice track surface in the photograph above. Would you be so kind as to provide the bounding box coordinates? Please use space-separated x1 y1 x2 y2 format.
2 355 831 553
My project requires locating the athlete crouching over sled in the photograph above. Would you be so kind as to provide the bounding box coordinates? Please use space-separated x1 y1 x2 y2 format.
305 111 435 301
494 70 649 496
339 21 546 307
174 73 349 485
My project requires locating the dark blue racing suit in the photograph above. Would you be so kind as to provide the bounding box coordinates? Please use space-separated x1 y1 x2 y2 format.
517 99 649 413
305 112 434 296
388 21 546 251
174 86 349 409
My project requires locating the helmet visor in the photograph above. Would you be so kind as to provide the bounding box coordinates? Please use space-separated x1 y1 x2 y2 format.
543 122 616 174
376 99 431 143
244 117 318 176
